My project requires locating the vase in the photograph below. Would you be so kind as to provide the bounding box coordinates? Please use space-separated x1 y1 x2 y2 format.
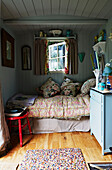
93 69 100 89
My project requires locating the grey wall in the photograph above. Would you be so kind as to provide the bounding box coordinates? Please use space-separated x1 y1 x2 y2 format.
16 30 96 95
0 20 18 105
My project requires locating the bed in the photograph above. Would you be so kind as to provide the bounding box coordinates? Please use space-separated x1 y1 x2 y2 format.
6 77 96 134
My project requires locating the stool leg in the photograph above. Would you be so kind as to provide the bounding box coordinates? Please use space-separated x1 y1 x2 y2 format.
26 117 32 134
18 119 22 147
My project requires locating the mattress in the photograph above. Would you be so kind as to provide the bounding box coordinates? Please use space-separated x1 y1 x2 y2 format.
25 117 90 134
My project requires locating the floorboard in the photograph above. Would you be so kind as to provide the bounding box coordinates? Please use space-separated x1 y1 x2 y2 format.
0 132 112 169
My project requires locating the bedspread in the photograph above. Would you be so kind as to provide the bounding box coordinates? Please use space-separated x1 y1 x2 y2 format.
28 94 90 120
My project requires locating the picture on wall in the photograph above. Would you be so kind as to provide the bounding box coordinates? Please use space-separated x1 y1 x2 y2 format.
21 45 31 70
1 29 15 68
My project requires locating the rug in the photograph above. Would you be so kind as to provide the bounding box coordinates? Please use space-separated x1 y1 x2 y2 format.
18 148 87 170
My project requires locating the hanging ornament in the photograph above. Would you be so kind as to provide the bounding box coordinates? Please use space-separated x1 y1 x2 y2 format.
78 52 85 63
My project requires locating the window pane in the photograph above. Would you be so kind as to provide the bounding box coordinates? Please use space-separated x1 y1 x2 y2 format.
58 57 65 69
49 59 58 70
58 44 65 57
49 46 57 58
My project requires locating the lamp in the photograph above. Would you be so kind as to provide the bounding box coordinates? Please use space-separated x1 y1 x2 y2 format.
103 66 112 90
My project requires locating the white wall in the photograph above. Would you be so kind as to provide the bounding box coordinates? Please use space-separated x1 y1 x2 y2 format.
16 30 96 94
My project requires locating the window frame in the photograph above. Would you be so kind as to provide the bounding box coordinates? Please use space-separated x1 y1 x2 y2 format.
48 40 67 73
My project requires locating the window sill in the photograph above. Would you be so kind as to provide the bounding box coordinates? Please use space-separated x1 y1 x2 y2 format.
50 70 65 73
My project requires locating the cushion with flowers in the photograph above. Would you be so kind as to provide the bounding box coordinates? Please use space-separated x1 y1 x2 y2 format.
40 78 60 98
61 77 81 97
81 78 96 95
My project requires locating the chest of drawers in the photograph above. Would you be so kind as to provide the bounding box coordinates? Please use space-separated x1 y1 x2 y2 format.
90 88 112 155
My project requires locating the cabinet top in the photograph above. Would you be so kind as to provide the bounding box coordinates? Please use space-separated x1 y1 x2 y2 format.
91 88 112 94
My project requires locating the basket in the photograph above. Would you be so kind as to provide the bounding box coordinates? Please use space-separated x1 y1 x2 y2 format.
109 76 112 88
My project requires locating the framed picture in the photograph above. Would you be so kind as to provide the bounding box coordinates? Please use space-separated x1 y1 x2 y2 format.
21 45 31 70
1 29 14 68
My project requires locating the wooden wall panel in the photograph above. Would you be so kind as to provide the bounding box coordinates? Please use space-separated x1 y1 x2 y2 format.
16 30 96 94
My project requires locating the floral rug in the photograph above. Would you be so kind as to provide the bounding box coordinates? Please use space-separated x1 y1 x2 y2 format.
18 148 87 170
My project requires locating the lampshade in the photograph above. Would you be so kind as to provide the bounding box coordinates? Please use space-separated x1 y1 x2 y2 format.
103 66 112 76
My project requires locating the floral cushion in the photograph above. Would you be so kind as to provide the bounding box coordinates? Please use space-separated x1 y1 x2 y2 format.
81 78 96 95
40 78 60 98
61 77 81 97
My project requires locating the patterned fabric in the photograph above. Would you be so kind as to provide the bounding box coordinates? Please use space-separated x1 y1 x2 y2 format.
81 78 96 95
61 77 81 97
18 148 87 170
28 94 90 119
40 78 60 98
6 93 38 109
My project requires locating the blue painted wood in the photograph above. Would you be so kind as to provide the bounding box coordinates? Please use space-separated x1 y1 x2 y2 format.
90 88 112 155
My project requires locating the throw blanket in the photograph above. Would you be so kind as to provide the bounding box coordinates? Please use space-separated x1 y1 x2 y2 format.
28 94 90 120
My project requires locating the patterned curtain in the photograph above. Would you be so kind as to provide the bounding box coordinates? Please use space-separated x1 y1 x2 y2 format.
45 40 50 75
34 39 47 75
67 39 78 74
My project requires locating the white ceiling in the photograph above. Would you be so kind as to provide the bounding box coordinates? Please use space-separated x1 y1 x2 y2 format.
1 0 112 34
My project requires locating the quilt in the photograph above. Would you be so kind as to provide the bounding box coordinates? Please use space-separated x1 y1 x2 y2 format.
28 94 90 120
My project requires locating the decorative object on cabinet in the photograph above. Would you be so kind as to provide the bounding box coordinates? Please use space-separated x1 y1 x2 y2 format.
93 69 100 89
109 76 112 88
93 41 106 54
78 52 85 63
66 29 72 37
98 82 105 91
49 29 62 37
108 28 112 41
103 66 112 90
21 45 31 70
98 29 106 42
39 30 44 37
1 28 14 68
90 88 112 155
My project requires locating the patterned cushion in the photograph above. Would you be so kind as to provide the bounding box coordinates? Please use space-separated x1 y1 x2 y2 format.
61 77 81 97
40 78 60 98
81 78 96 95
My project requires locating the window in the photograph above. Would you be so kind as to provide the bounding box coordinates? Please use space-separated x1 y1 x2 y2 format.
48 41 67 72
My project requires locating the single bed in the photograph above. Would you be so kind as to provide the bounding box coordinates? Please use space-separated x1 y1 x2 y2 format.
6 93 90 133
5 77 95 134
28 94 90 133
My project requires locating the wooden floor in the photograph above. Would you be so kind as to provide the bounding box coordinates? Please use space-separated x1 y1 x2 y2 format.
0 132 112 169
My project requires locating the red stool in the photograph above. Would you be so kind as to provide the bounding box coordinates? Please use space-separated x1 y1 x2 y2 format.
6 111 32 147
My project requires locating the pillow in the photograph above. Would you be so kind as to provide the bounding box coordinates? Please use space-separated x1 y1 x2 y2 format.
40 78 60 98
81 78 96 95
61 77 81 96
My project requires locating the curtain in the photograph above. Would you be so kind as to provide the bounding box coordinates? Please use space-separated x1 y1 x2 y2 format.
34 39 46 75
0 83 10 156
68 39 78 74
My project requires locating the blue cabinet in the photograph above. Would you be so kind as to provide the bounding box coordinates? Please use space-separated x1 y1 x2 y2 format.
90 88 112 155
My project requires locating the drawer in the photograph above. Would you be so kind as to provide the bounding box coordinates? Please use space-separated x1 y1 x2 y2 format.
90 89 102 104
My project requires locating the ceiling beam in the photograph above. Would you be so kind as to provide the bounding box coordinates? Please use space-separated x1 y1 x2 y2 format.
3 18 108 26
3 15 108 26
